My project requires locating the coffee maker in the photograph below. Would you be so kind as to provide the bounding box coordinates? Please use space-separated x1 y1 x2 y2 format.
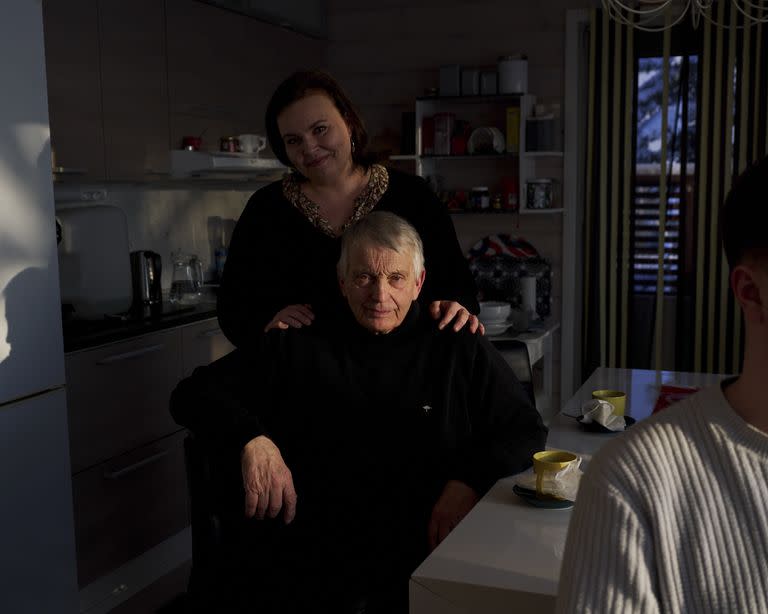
130 250 162 310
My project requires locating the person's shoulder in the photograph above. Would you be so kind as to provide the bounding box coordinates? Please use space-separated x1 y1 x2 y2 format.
384 167 434 196
242 178 288 210
586 384 723 485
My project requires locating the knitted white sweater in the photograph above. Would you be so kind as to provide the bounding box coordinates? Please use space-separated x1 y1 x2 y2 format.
556 382 768 614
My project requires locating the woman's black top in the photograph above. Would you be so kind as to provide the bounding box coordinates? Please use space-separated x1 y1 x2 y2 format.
217 167 479 348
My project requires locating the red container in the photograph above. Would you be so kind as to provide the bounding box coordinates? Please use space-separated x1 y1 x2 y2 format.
181 136 202 151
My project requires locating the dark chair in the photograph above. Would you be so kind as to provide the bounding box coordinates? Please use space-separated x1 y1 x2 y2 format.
490 339 536 410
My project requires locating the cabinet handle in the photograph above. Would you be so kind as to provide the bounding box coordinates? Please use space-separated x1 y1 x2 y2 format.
96 344 164 364
199 328 222 338
103 449 170 480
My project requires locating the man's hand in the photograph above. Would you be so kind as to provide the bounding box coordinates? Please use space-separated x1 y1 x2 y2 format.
429 300 484 334
264 304 314 332
428 480 480 551
241 435 297 524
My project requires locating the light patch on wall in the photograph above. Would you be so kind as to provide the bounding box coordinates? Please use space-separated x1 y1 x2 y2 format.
0 296 9 363
12 122 50 166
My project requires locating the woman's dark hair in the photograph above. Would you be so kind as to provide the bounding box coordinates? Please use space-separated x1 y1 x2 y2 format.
265 69 372 174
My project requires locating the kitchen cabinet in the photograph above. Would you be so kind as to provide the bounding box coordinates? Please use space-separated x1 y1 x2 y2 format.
181 319 235 378
99 0 170 180
71 429 188 587
42 0 106 181
65 329 183 474
64 317 233 587
412 94 564 215
42 0 170 182
165 0 251 148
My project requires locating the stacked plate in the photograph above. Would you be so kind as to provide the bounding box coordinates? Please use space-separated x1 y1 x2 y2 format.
479 301 511 336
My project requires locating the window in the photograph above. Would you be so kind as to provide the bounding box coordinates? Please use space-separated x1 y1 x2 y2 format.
632 55 698 295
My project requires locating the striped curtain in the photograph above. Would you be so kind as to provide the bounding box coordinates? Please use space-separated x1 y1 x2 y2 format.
582 9 636 376
582 4 768 378
692 2 768 374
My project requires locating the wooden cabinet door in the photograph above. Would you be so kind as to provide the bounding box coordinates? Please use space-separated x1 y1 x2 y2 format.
71 430 188 587
65 329 183 473
99 0 170 180
42 0 106 181
165 0 249 150
180 318 235 378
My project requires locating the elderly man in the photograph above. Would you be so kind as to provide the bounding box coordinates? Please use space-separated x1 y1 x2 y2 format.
556 155 768 613
173 211 546 613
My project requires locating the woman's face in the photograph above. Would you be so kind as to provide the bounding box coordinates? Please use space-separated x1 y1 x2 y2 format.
277 92 353 182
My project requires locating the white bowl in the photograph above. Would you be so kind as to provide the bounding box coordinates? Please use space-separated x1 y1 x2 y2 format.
479 301 511 322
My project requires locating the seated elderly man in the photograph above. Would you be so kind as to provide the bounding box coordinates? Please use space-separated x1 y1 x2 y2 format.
172 211 546 613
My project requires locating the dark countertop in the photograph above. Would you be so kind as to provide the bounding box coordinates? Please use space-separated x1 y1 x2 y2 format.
63 300 220 353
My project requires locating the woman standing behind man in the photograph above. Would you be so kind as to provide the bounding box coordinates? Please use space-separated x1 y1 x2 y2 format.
217 69 481 348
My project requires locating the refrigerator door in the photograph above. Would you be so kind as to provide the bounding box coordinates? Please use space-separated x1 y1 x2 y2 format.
0 0 65 406
0 388 78 613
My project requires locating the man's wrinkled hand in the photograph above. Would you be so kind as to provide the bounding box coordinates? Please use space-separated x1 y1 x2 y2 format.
427 480 480 551
241 435 297 524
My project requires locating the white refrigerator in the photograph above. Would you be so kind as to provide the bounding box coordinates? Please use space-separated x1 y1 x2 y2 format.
0 1 79 612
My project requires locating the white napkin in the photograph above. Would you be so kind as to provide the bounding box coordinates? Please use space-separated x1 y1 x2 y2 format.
515 458 582 501
580 399 626 431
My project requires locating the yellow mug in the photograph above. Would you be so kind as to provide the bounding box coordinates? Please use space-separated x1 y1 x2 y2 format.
592 389 626 416
533 450 579 498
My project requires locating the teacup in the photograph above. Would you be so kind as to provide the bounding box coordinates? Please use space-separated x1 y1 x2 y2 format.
238 134 267 155
532 450 579 498
592 389 626 416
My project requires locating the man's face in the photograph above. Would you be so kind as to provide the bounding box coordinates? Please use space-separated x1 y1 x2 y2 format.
339 244 425 334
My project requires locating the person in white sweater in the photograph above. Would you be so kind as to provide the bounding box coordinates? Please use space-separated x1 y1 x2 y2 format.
556 154 768 614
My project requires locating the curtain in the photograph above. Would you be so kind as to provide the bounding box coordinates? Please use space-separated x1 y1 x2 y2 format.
582 9 636 377
582 4 768 378
691 2 768 374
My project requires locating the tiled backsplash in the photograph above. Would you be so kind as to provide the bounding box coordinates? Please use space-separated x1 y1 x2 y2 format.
54 182 263 292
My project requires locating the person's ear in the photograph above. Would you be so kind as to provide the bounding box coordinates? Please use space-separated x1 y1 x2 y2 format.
412 269 426 299
339 275 348 298
731 264 765 324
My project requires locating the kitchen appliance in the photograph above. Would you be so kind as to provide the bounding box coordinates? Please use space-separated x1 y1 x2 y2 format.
0 2 79 611
170 149 286 178
56 204 133 318
130 250 162 308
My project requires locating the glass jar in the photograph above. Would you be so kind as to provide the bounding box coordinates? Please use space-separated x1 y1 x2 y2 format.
470 186 490 210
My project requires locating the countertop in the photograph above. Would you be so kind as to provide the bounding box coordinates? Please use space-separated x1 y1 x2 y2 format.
62 300 219 353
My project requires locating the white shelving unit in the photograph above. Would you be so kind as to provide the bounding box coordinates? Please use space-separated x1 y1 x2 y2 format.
401 94 564 215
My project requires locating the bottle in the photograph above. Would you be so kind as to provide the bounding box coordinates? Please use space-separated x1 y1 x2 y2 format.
501 175 519 212
215 231 228 283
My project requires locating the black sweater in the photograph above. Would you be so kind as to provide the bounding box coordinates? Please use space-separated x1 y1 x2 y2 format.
217 168 480 349
171 304 546 609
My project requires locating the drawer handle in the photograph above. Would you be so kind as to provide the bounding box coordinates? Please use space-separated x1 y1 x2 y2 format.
96 344 164 365
103 450 170 479
199 328 222 338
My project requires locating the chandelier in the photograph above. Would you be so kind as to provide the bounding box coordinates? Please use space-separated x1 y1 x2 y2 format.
602 0 768 32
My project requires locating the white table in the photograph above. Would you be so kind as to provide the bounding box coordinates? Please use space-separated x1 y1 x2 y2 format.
409 367 727 614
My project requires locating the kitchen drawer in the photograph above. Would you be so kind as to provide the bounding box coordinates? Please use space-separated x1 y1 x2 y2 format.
65 329 183 472
71 430 188 587
180 318 235 378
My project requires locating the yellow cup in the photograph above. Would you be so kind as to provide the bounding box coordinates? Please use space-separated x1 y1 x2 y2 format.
533 450 579 498
592 389 626 416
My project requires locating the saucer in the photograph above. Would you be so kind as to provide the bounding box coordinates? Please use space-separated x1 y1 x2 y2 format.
483 322 510 336
512 485 574 509
576 415 636 433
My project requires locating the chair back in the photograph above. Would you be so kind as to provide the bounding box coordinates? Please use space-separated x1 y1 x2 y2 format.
491 339 536 410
